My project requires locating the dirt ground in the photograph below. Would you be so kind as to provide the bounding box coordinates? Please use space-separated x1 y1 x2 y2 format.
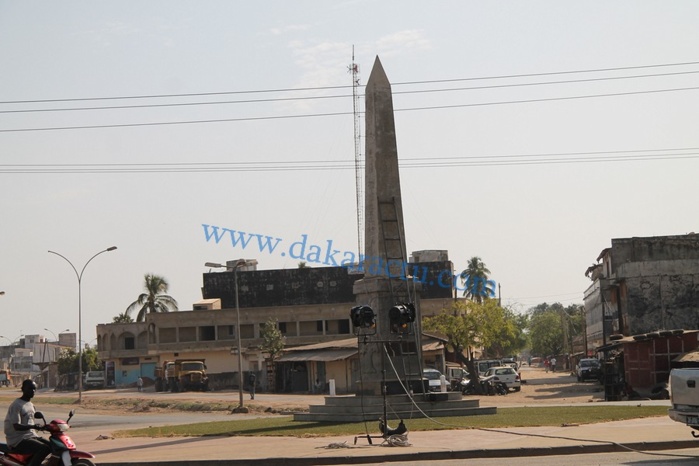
0 365 605 414
475 365 605 407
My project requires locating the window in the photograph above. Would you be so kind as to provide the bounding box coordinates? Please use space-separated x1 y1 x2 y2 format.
124 337 135 350
199 326 215 341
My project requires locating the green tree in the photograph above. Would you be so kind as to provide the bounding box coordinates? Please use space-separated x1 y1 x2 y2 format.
57 347 103 375
423 300 514 392
482 305 528 358
459 256 495 303
527 302 584 357
260 318 285 393
112 311 133 323
260 318 285 361
528 305 564 356
125 274 178 322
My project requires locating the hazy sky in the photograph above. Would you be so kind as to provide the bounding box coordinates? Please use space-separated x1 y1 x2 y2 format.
1 1 698 345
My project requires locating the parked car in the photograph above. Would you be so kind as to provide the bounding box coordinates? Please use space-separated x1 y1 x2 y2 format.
422 368 444 392
482 366 521 392
576 358 601 382
475 359 503 376
83 370 105 389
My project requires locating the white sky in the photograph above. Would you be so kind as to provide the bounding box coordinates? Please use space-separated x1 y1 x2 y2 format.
1 1 698 345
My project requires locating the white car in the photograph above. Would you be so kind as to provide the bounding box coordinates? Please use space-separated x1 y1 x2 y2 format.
422 368 443 392
483 366 521 392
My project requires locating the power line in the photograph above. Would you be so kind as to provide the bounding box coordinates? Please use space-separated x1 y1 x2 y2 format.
2 69 698 115
2 59 697 105
1 85 698 134
1 148 697 174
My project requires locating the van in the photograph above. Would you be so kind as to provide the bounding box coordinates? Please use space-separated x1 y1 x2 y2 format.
84 370 105 389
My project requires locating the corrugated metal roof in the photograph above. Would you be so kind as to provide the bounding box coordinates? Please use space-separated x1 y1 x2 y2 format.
284 337 357 352
278 348 358 362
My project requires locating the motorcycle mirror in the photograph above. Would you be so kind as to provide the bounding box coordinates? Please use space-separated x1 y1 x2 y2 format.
34 411 45 420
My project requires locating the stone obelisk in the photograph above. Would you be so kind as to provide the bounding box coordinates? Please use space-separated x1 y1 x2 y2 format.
353 56 422 396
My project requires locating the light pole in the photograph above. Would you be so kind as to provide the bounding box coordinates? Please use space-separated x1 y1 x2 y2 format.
49 246 117 403
0 335 23 346
42 328 68 389
44 328 70 342
205 259 257 408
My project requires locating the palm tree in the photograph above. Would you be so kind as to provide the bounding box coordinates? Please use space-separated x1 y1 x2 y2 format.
126 274 178 322
459 256 494 303
112 311 133 324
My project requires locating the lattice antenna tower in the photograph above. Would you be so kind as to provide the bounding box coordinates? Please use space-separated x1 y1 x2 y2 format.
349 47 363 257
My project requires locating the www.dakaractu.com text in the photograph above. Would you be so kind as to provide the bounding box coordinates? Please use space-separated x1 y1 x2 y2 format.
202 223 496 295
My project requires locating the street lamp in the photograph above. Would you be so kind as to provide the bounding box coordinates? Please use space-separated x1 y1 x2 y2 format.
44 328 70 342
205 259 257 408
0 335 23 346
49 246 117 403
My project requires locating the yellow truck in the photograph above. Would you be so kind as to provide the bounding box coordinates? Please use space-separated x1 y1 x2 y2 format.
155 359 209 392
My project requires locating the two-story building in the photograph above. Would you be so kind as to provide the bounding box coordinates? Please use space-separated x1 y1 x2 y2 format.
97 253 459 393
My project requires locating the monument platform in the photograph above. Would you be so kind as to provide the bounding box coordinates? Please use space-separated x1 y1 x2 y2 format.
293 392 496 422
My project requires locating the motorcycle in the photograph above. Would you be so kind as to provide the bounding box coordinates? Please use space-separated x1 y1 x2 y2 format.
0 410 96 466
460 375 508 396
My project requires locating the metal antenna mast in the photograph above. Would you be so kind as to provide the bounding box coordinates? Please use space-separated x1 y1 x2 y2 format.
349 47 363 257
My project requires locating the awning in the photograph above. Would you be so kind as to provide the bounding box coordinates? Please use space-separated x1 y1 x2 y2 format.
278 348 358 362
673 350 699 363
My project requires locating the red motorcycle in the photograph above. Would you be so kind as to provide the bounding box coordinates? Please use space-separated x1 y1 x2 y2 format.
0 410 96 466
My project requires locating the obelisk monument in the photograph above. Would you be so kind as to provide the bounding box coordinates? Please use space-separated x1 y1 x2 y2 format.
353 56 423 396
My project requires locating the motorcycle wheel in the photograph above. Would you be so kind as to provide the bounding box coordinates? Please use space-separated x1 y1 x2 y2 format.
72 460 96 466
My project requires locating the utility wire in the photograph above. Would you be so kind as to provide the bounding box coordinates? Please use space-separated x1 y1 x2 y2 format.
2 69 698 114
1 149 697 174
1 59 698 105
1 86 698 134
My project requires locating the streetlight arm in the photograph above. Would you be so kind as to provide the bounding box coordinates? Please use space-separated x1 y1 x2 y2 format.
48 246 116 404
48 251 80 282
79 246 118 280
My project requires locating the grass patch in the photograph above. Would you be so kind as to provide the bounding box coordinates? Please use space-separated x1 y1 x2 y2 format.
114 405 668 438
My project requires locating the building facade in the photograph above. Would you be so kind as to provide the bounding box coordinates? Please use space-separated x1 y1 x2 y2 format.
97 256 457 392
584 234 699 351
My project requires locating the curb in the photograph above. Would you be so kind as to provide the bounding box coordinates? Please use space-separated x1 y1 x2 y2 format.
95 440 699 466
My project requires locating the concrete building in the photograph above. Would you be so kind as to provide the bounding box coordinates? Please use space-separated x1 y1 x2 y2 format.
584 234 699 395
584 234 699 351
96 256 457 393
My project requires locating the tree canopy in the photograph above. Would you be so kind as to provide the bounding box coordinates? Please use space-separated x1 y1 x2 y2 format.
459 256 495 302
112 311 133 323
527 302 584 357
125 274 178 322
423 299 525 361
260 318 285 361
57 346 102 375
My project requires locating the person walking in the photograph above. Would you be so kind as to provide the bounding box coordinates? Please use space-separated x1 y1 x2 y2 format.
550 357 557 373
137 376 143 392
248 372 256 400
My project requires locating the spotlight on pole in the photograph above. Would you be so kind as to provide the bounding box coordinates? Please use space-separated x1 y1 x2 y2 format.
350 305 376 331
388 303 416 333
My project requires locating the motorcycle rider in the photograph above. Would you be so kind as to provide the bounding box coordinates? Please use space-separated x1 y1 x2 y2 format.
3 380 51 466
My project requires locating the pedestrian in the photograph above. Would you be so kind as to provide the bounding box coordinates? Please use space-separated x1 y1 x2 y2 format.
544 358 550 373
248 372 256 400
550 357 557 373
137 376 143 392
